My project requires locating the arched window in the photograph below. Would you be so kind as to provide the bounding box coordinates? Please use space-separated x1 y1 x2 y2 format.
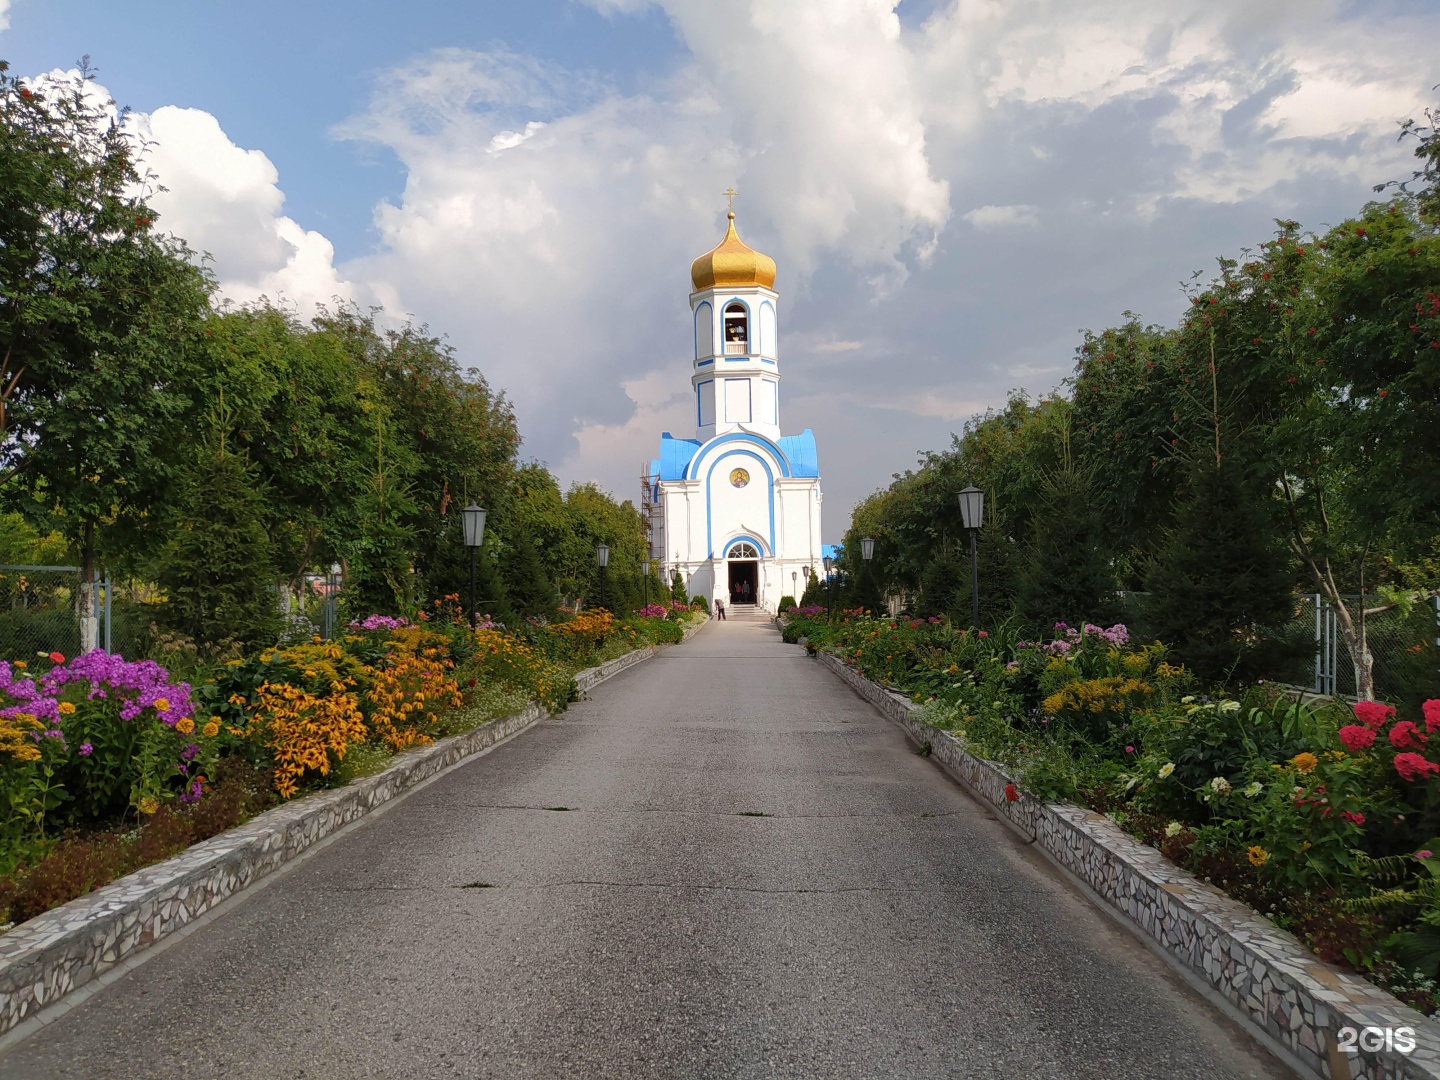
729 542 759 559
723 302 748 355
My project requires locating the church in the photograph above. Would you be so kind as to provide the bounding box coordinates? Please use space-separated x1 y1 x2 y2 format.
644 209 824 613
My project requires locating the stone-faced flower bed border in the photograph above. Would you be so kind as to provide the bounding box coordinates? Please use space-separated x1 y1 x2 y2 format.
815 647 1440 1080
0 629 699 1043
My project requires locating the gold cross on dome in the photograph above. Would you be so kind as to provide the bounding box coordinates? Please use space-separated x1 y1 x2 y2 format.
723 186 738 212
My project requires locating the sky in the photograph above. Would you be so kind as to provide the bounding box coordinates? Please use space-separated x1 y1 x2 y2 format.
3 0 1437 541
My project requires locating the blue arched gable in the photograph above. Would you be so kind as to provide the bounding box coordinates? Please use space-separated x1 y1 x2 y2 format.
703 448 776 557
723 535 767 557
693 301 712 360
686 431 792 480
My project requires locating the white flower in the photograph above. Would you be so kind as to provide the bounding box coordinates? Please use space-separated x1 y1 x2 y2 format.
1181 695 1196 704
1165 821 1183 838
1211 776 1232 796
1244 782 1263 798
1218 700 1242 714
1158 763 1175 779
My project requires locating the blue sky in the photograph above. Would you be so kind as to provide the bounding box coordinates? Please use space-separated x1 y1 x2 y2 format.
3 1 1437 540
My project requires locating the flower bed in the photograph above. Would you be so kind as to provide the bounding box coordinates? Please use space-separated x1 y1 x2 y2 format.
0 606 704 929
784 609 1440 1014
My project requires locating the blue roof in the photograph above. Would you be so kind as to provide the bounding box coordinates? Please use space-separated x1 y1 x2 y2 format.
776 429 820 478
656 428 820 481
657 434 702 480
822 543 841 561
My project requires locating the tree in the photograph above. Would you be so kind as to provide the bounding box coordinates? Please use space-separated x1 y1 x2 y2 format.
0 63 213 648
1016 433 1117 632
1144 459 1304 684
156 419 281 648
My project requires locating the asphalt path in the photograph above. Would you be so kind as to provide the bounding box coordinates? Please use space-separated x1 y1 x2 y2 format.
0 618 1289 1079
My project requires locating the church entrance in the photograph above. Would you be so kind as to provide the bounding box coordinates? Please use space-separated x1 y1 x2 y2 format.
727 559 759 606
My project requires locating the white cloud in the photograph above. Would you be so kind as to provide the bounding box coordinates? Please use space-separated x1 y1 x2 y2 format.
125 106 353 314
963 204 1040 230
0 1 10 33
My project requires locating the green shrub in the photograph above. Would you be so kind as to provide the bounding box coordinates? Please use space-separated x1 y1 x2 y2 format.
777 595 797 613
691 595 709 614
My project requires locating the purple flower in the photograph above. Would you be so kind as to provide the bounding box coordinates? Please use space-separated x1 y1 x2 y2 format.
79 742 94 756
180 742 200 762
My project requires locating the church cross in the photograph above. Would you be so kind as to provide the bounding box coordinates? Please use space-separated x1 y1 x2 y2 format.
723 186 738 212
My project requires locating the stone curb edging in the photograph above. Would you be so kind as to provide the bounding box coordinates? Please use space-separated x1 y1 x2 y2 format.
0 629 701 1039
815 648 1440 1080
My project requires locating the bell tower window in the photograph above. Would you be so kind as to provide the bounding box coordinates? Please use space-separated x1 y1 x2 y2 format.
723 302 748 355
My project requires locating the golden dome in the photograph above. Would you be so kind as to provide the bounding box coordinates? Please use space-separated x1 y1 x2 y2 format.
690 212 776 291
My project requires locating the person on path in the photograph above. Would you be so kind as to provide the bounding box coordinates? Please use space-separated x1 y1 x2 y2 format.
716 597 726 620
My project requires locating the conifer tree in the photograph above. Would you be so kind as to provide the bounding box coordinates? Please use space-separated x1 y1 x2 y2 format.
1143 460 1304 684
157 420 280 648
1017 440 1117 632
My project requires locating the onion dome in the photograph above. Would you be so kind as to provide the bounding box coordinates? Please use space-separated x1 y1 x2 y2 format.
690 212 777 291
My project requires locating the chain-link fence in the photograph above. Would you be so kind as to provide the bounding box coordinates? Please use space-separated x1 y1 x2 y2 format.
0 565 114 660
1293 594 1440 703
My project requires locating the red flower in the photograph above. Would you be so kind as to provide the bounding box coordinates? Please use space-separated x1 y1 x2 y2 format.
1422 699 1440 732
1391 721 1427 749
978 631 988 638
18 87 32 99
1341 810 1366 826
48 651 65 664
1353 700 1396 730
1393 753 1440 783
1339 724 1376 751
1003 783 1019 803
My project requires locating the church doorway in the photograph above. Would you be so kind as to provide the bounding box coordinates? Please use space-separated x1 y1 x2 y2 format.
727 555 759 606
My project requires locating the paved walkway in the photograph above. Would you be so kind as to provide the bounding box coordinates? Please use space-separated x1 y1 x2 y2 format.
0 620 1287 1079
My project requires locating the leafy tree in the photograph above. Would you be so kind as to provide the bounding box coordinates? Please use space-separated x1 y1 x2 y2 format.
0 63 213 646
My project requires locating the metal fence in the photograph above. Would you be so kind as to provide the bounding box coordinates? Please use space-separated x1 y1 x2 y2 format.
1295 593 1440 702
0 565 117 660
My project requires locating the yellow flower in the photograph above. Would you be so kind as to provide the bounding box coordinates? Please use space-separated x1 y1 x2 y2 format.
138 796 160 815
12 661 25 669
58 701 76 715
1246 846 1269 867
153 697 171 713
1158 763 1175 779
1291 752 1318 775
175 717 195 735
203 719 221 738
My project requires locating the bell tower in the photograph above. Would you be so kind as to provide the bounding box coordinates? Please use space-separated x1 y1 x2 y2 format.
688 208 780 442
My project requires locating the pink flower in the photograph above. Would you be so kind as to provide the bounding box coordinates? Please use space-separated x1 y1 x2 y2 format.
978 631 988 638
1125 745 1135 754
1390 721 1428 750
1423 699 1440 733
1353 700 1397 730
1393 752 1440 783
1418 850 1434 859
1339 724 1377 751
1341 810 1366 826
78 742 93 756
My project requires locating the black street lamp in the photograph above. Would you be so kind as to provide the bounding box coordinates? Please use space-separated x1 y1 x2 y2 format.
462 504 487 627
643 556 651 610
957 486 984 630
822 554 834 611
596 543 610 610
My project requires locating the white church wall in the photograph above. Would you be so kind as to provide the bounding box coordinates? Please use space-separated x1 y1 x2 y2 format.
697 380 716 427
694 301 713 360
759 301 777 358
723 379 751 424
705 449 774 556
754 378 777 426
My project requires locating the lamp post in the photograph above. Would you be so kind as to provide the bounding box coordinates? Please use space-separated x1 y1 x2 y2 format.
791 570 797 607
957 486 984 630
325 562 342 639
462 504 487 628
860 536 876 615
823 554 834 611
643 557 651 611
596 543 610 611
